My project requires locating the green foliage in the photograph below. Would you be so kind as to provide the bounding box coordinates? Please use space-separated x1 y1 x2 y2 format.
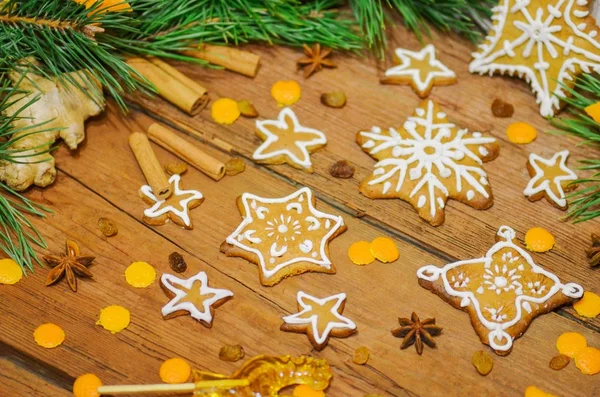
552 74 600 223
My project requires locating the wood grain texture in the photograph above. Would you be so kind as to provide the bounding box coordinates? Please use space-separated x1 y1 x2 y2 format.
1 25 599 397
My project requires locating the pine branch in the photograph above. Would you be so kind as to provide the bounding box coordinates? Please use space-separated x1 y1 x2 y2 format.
551 74 600 223
0 79 51 272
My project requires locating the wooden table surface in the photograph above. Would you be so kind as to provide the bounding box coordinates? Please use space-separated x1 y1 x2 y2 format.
1 25 599 397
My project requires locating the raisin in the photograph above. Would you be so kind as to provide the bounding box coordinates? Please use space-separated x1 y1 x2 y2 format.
98 217 118 237
353 346 370 365
164 162 188 176
320 91 347 108
329 160 355 179
225 158 246 176
472 350 493 376
237 100 259 118
491 98 514 118
219 344 245 362
549 354 570 370
168 252 187 273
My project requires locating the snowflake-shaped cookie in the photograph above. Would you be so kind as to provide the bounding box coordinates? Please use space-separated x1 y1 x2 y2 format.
356 99 500 226
253 107 327 172
524 150 578 210
469 0 600 116
417 226 583 355
221 187 346 286
381 44 457 98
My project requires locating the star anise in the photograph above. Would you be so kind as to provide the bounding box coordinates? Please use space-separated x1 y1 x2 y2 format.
44 240 95 292
297 43 337 78
391 312 442 355
586 233 600 267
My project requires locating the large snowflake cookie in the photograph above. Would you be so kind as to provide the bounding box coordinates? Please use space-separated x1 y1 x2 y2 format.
160 271 233 327
356 99 500 226
253 107 327 173
381 44 457 98
417 226 583 355
524 150 578 210
469 0 600 116
281 291 356 351
221 187 346 286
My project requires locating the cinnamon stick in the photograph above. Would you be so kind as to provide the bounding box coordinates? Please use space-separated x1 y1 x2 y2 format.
147 123 226 181
126 57 209 115
182 44 260 77
129 132 172 200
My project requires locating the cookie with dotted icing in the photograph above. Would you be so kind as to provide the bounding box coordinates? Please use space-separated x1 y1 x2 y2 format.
381 44 457 98
356 99 500 226
221 187 346 286
524 150 578 210
469 0 600 117
417 226 584 355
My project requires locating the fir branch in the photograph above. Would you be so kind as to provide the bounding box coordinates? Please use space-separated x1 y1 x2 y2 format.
551 73 600 223
0 79 51 272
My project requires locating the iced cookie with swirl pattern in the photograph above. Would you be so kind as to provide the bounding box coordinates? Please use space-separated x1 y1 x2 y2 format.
356 99 500 226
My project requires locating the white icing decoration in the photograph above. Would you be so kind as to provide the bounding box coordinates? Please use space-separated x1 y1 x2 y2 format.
286 202 303 213
467 190 475 200
225 187 345 280
160 272 233 324
384 44 456 95
417 226 584 352
523 150 577 208
469 0 600 116
253 107 327 170
417 195 427 208
270 242 288 257
299 240 313 253
359 100 495 219
282 291 356 346
140 174 203 228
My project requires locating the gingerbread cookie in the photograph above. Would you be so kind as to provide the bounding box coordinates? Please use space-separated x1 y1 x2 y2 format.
281 291 356 351
524 150 578 210
253 107 326 172
357 99 500 226
381 44 457 98
160 271 233 327
139 174 204 229
417 226 584 355
469 0 600 116
221 187 346 286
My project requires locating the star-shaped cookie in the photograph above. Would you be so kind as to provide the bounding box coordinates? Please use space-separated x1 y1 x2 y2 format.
281 291 356 351
524 150 578 210
253 107 327 172
357 99 500 226
160 272 233 327
469 0 600 116
417 226 583 355
139 174 204 229
381 44 457 98
221 187 346 286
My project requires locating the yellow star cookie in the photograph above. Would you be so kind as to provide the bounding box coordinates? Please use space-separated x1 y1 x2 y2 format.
356 99 500 226
470 0 600 116
381 44 457 98
418 226 584 355
221 187 346 286
524 150 578 210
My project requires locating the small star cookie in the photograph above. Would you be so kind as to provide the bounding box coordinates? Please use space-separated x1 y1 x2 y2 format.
160 271 233 327
524 150 578 210
357 99 499 226
469 0 600 116
139 174 204 229
417 226 583 355
253 107 327 172
281 291 356 351
381 44 457 98
221 187 346 286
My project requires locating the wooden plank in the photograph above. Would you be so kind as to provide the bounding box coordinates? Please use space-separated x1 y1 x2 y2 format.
0 103 592 396
127 27 600 332
0 354 68 397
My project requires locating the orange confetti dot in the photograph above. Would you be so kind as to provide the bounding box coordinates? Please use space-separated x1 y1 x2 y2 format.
211 98 241 125
348 241 375 265
574 347 600 375
33 323 65 349
524 227 554 253
125 261 156 288
271 80 301 106
74 0 132 12
73 373 102 397
573 292 600 318
293 384 325 397
507 122 537 144
370 237 399 263
0 258 23 284
556 332 587 358
524 386 557 397
585 102 600 123
96 305 130 334
159 358 191 384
